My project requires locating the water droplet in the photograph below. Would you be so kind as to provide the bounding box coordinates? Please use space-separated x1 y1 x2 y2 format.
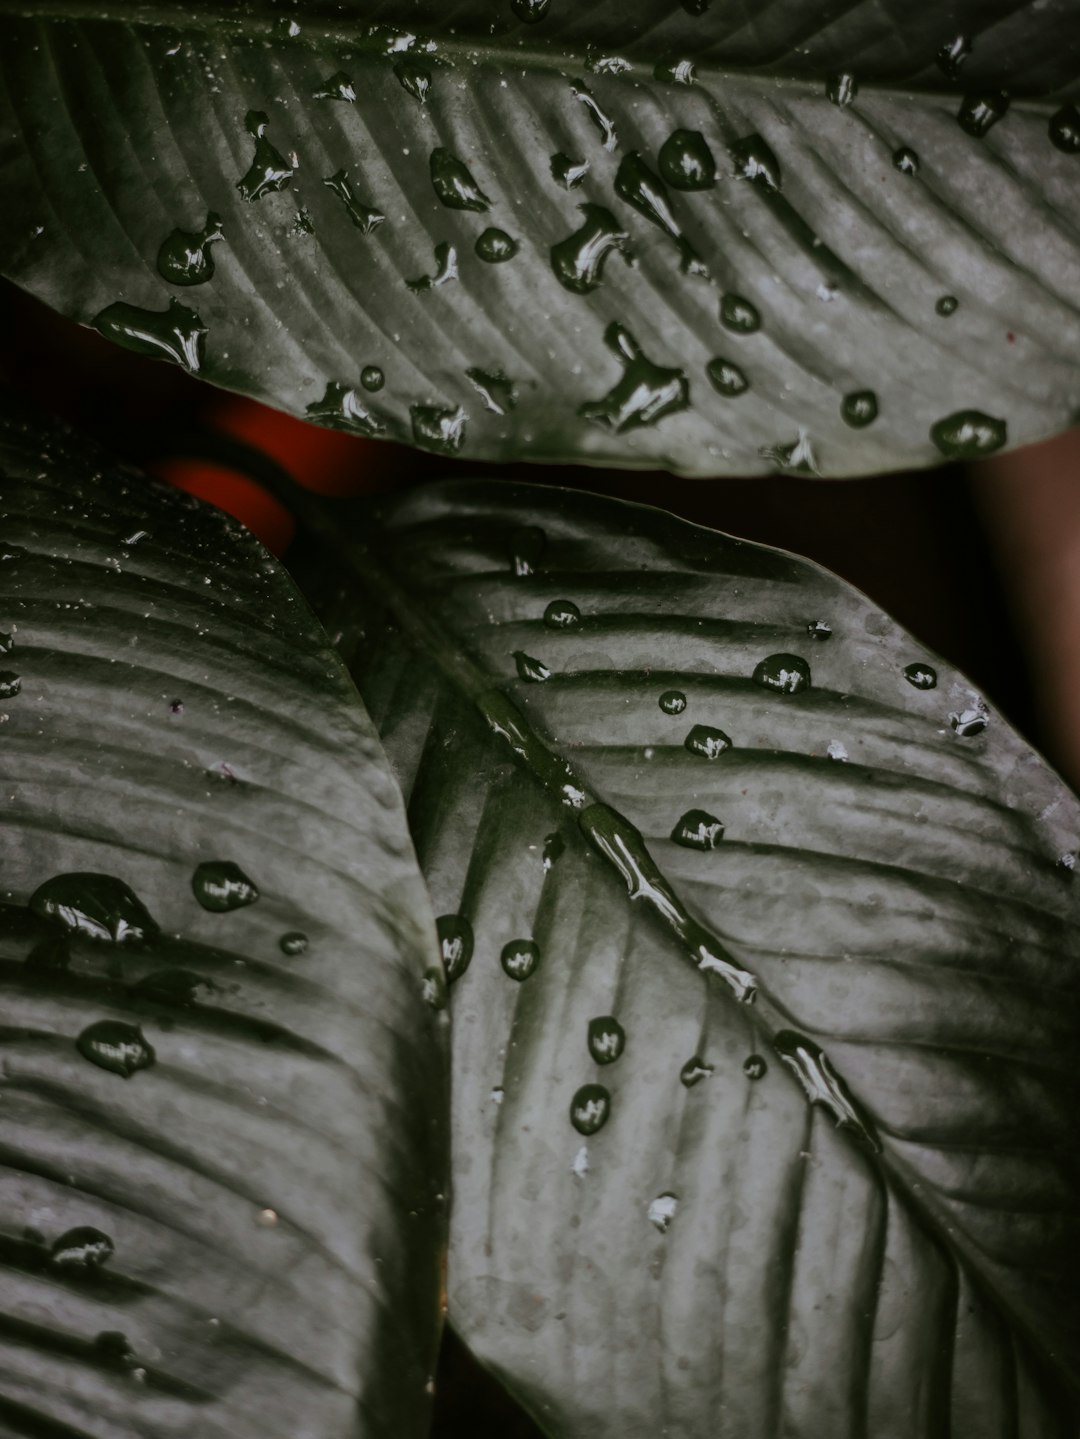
903 661 937 689
543 832 565 869
279 931 308 956
579 322 690 433
774 1031 879 1150
807 620 832 641
654 57 696 85
292 207 315 237
132 968 210 1005
306 382 384 437
937 34 972 79
406 241 458 292
684 724 731 759
571 1144 589 1178
422 966 448 1009
936 295 959 317
514 651 551 683
550 204 631 293
648 1193 678 1233
588 54 632 77
729 134 781 191
491 1086 505 1105
614 152 706 275
191 861 259 913
511 0 549 19
394 58 431 104
466 367 516 414
657 129 716 190
760 430 819 475
1049 103 1080 154
950 702 989 737
826 72 858 107
826 739 849 762
436 914 473 983
680 1055 713 1087
671 809 724 850
1058 851 1077 873
743 1053 767 1079
323 169 385 233
256 1208 278 1228
958 91 1009 138
76 1020 156 1078
0 671 20 698
429 147 490 211
93 299 206 373
50 1227 114 1271
236 111 293 201
892 146 919 175
510 526 546 575
587 1016 625 1064
313 70 356 101
842 390 878 428
30 873 158 946
569 1083 610 1135
411 404 467 454
753 653 811 695
157 211 224 286
680 0 709 11
930 409 1006 457
544 599 581 629
659 689 687 714
706 357 749 397
360 366 384 392
0 632 12 653
475 228 518 263
570 85 617 150
719 293 761 334
550 152 589 188
501 938 540 981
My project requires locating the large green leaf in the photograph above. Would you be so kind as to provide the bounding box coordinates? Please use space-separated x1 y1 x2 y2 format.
286 478 1080 1436
0 396 447 1437
0 2 1079 476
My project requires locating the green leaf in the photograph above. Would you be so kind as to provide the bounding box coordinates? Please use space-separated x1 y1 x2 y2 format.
0 395 447 1437
1 3 1079 476
289 479 1080 1435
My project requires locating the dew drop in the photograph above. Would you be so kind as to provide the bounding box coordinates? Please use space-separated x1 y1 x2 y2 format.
475 228 518 263
892 146 919 176
422 966 448 1009
729 134 781 191
680 0 709 11
706 357 749 397
841 390 878 428
312 70 356 102
571 1145 589 1178
256 1208 278 1228
514 651 551 683
1049 103 1080 154
684 723 731 759
279 931 308 956
550 152 590 188
570 1083 610 1135
191 861 259 913
671 809 724 850
406 241 458 292
510 525 546 575
761 431 819 475
0 632 12 653
659 689 687 714
587 1015 625 1064
0 671 21 698
588 54 632 77
1057 852 1077 873
292 207 315 237
654 58 696 86
935 295 959 317
30 873 158 946
501 938 540 981
753 654 811 695
719 293 761 334
466 367 516 415
306 382 384 437
743 1053 767 1079
511 0 549 19
807 620 832 641
957 91 1009 138
680 1055 713 1087
774 1031 879 1150
51 1227 114 1271
544 599 581 629
550 204 631 293
648 1193 678 1233
157 211 224 286
826 72 858 107
937 34 972 79
570 85 617 150
436 914 473 983
950 702 989 737
411 404 467 454
360 366 384 392
430 148 491 211
903 661 937 689
394 58 432 104
930 409 1006 458
614 152 706 275
93 298 206 373
132 968 210 1006
657 129 716 190
323 169 385 233
579 322 690 433
76 1020 156 1078
236 111 293 201
543 832 565 869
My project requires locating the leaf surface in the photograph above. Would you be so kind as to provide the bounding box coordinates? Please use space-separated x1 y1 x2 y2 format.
0 2 1079 475
289 478 1080 1436
0 396 447 1438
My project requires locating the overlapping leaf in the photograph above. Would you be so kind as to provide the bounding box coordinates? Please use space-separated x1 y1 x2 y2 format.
0 397 447 1439
0 2 1079 475
287 479 1080 1436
